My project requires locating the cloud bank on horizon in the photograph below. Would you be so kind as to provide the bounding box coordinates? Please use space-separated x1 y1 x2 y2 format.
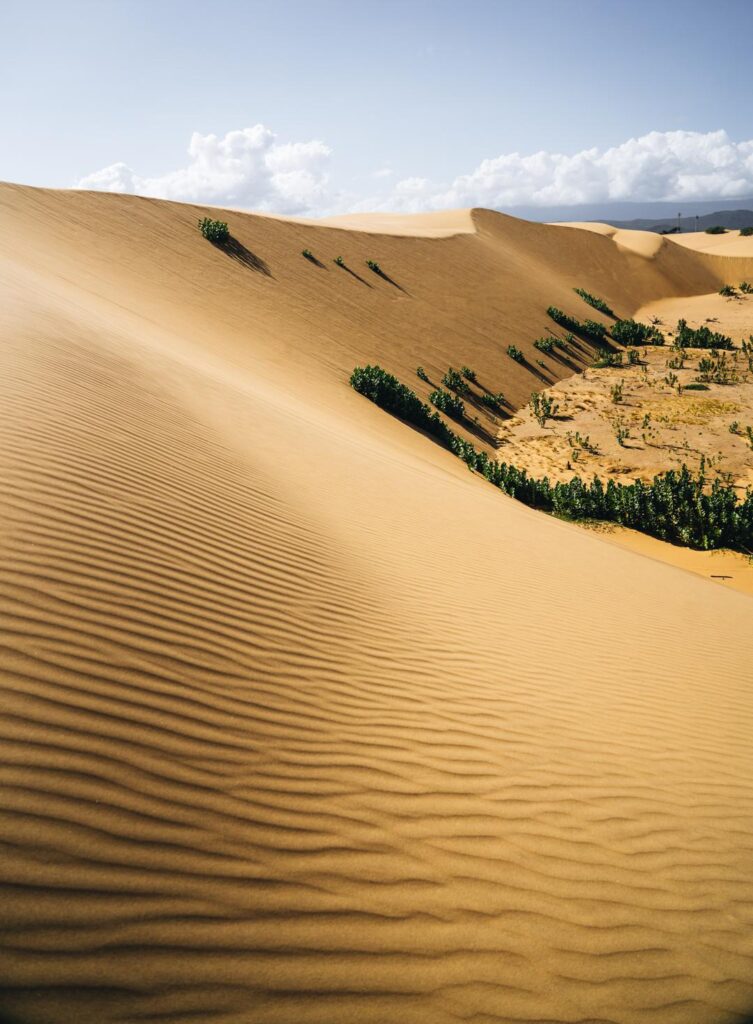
77 127 753 216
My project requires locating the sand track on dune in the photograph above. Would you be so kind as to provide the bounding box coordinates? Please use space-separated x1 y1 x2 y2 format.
2 185 753 1023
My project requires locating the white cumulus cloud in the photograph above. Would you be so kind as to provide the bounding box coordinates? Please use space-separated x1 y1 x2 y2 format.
77 125 331 215
78 128 753 216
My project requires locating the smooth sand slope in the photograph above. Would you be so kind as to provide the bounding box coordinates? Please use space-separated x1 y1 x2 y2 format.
2 184 753 1024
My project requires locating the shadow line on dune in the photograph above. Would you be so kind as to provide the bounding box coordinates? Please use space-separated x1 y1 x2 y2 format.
217 236 272 276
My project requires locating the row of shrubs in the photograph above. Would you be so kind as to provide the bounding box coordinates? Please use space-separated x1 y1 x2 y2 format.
573 288 614 317
350 364 753 552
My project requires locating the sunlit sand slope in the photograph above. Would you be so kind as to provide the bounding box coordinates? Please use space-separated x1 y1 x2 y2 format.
2 184 753 1024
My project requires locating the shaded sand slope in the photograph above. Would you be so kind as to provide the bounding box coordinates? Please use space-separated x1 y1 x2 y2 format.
2 185 753 1023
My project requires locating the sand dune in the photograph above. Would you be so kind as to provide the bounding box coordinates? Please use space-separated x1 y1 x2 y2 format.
2 183 753 1024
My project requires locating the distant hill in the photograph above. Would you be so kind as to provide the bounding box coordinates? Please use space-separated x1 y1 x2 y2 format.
602 209 753 233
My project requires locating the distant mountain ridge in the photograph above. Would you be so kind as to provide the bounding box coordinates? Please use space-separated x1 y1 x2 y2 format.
601 209 753 233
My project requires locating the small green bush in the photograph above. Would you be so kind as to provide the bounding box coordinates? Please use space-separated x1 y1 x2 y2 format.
198 217 229 243
350 365 451 443
506 345 524 363
430 388 465 420
582 319 608 342
739 281 753 294
719 285 737 297
612 319 664 346
610 380 624 403
705 225 727 234
366 259 382 273
547 307 581 333
530 391 559 426
594 350 623 368
302 249 315 260
533 338 555 354
684 382 709 391
573 288 614 316
416 366 430 382
741 227 753 237
442 368 470 394
626 348 640 365
334 256 345 266
481 392 506 412
675 319 733 350
461 366 477 383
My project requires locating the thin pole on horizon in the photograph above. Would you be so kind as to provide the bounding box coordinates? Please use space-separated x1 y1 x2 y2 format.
678 211 682 233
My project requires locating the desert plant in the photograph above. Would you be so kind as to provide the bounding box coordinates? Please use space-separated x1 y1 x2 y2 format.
697 351 736 384
612 417 630 446
461 366 478 383
533 338 555 354
675 319 733 350
442 368 470 394
481 392 506 412
719 285 738 297
666 351 685 370
684 382 709 390
198 217 229 243
610 380 624 403
582 319 608 342
705 225 727 234
302 249 316 261
366 259 382 273
573 288 614 316
747 426 753 451
741 227 753 237
739 281 753 294
546 307 581 333
594 350 623 368
730 421 741 434
429 388 465 420
416 366 430 382
350 365 452 443
626 348 640 365
530 391 559 426
506 345 524 363
612 319 664 346
334 256 345 266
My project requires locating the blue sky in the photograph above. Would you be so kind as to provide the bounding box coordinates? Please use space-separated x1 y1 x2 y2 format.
1 0 751 215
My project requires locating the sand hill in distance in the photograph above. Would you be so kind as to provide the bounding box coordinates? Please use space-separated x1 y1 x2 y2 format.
2 181 753 1024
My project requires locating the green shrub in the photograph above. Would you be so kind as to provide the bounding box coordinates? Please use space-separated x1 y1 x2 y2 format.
705 225 727 234
573 288 614 316
697 351 736 384
442 368 470 394
612 416 630 446
302 249 315 260
533 338 555 354
430 388 465 420
612 319 664 346
582 319 608 342
666 351 685 370
416 366 430 382
626 348 640 365
594 350 623 368
730 421 740 434
506 345 524 363
719 285 737 297
684 382 709 391
334 256 345 266
530 391 559 426
739 281 753 294
675 318 733 349
610 380 624 403
547 307 581 332
366 259 382 273
198 217 229 243
741 227 753 237
461 366 477 383
481 392 506 412
351 363 753 553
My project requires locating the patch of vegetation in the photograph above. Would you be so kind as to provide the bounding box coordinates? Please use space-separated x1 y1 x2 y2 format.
612 416 630 446
730 421 741 434
461 366 477 383
719 285 738 297
481 392 506 413
573 288 614 316
302 249 316 261
350 364 753 552
334 256 345 267
442 368 470 394
675 318 733 350
741 227 753 237
198 217 230 243
582 319 608 342
684 382 709 391
547 307 581 333
567 430 598 454
530 391 559 426
626 348 640 365
740 281 753 294
430 388 466 420
705 225 727 234
610 380 624 404
366 259 382 273
612 319 665 346
416 366 430 383
666 350 685 370
594 350 623 368
697 351 736 384
533 338 555 354
506 345 524 363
